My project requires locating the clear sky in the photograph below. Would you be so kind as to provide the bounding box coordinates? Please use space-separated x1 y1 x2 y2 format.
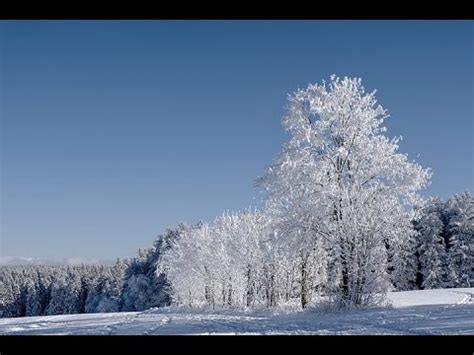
1 20 472 260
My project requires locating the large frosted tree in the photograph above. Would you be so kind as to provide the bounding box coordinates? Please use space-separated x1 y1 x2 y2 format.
260 76 431 306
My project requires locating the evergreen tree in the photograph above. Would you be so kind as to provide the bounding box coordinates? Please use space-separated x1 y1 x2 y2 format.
415 199 449 289
446 191 474 287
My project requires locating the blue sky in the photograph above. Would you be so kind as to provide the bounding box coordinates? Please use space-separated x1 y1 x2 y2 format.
1 20 472 260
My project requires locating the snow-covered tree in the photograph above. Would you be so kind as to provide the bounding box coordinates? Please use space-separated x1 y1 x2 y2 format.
446 191 474 287
414 198 448 289
0 271 18 317
259 75 431 306
158 222 217 307
25 277 42 317
264 201 329 308
85 268 111 313
92 259 128 313
46 268 82 315
157 211 274 308
387 231 418 291
121 229 177 311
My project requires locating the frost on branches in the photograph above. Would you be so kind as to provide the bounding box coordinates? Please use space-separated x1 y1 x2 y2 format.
259 76 431 306
157 211 272 308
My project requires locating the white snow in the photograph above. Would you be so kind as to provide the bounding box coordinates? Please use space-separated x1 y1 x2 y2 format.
388 287 474 307
0 288 473 335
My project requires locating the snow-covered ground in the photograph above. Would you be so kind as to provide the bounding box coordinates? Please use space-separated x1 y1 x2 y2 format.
1 288 473 335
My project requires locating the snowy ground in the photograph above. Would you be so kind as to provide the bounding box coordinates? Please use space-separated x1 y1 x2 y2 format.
0 288 473 335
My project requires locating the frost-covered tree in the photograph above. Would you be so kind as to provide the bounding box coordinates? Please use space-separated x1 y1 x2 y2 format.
158 222 219 307
414 198 448 289
45 272 67 315
85 268 111 313
77 266 96 314
387 231 418 291
446 191 474 287
25 277 42 317
121 229 177 311
46 268 82 315
410 193 473 290
92 259 128 313
157 211 273 308
35 267 53 315
259 76 431 306
264 202 329 308
0 272 19 317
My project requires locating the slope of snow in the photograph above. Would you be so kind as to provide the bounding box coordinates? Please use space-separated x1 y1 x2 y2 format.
388 287 474 307
0 288 473 335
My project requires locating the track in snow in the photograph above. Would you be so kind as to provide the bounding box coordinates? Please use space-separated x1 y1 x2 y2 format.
1 288 473 335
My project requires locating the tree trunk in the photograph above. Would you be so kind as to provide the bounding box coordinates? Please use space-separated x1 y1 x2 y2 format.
205 285 211 306
341 263 349 302
270 273 276 307
301 257 308 309
285 271 291 302
246 265 254 307
227 277 232 306
341 241 350 303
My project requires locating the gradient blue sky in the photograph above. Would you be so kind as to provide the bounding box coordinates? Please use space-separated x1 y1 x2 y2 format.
1 21 472 260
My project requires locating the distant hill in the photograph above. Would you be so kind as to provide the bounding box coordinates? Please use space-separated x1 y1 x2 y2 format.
0 256 115 266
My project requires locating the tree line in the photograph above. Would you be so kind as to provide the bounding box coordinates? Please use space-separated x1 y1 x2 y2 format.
0 192 472 318
0 229 175 318
158 192 473 310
